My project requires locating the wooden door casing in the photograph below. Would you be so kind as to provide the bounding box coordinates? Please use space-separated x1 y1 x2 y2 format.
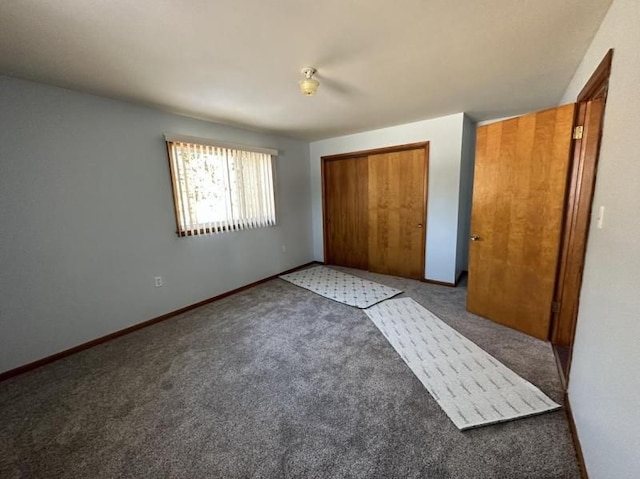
552 98 605 345
550 49 613 384
368 147 428 279
467 104 575 340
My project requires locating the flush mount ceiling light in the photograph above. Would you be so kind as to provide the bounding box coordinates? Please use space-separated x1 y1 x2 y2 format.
299 67 319 96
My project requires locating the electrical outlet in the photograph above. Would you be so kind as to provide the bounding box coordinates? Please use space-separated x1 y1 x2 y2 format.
154 276 163 287
281 244 287 253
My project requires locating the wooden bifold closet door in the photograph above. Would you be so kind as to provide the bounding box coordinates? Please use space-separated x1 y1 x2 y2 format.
322 143 428 280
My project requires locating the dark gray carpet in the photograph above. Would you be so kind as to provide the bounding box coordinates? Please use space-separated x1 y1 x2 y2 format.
0 266 580 478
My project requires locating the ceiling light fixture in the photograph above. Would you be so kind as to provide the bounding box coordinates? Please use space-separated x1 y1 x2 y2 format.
299 67 319 96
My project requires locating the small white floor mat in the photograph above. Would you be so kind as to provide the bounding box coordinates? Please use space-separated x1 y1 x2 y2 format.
280 266 402 309
364 298 561 430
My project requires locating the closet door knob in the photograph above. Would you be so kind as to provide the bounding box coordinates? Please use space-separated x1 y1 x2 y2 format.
417 224 423 228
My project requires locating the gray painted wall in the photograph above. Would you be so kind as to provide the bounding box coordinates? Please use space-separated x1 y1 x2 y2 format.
309 113 466 284
559 0 640 477
0 76 313 374
455 114 476 277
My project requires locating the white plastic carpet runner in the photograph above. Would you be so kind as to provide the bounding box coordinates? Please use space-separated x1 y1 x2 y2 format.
279 266 402 309
364 297 561 430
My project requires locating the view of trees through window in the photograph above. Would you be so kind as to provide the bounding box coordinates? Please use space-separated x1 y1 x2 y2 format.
167 140 276 236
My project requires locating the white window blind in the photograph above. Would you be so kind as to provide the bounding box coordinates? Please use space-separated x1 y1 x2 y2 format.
165 138 276 236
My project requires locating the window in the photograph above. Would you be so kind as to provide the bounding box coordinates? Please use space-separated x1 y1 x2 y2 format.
165 135 277 236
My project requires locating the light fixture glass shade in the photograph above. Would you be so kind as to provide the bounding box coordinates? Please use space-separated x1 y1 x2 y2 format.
299 77 319 96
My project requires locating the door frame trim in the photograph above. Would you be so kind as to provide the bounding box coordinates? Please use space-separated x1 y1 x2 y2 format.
321 141 429 162
551 49 613 382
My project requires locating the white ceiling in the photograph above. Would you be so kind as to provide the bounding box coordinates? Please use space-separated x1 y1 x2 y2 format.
0 0 612 141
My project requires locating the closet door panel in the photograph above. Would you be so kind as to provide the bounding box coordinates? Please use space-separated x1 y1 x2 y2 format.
368 148 427 279
323 156 369 269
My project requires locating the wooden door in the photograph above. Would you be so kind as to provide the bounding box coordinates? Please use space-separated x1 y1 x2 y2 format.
467 104 575 340
323 156 369 269
368 147 427 279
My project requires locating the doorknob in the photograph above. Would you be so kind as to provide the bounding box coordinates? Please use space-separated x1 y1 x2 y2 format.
417 224 423 228
470 234 481 241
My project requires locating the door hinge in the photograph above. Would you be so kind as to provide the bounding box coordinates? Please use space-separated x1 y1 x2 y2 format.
573 126 584 140
551 301 561 313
